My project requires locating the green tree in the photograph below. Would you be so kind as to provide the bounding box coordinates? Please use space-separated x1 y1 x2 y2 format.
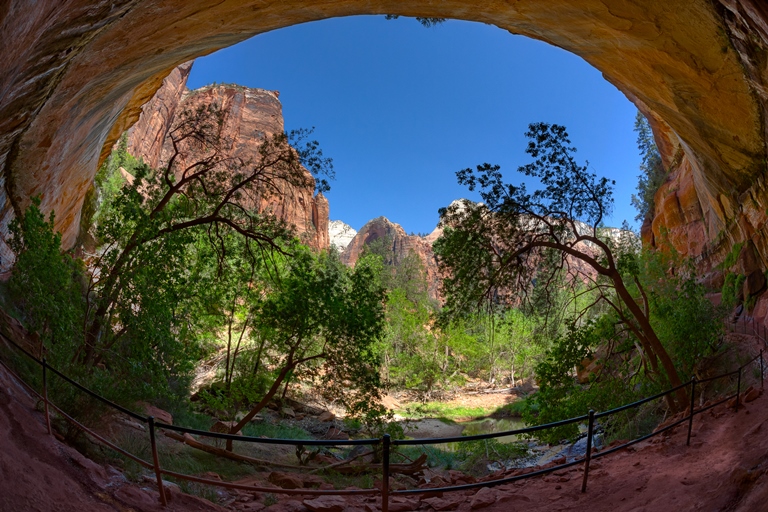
226 249 386 445
435 123 687 409
82 102 332 368
631 112 667 223
189 231 270 391
8 198 85 364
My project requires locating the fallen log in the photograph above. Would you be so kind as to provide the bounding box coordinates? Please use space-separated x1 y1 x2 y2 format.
331 453 428 476
163 430 306 470
307 450 374 474
164 430 427 476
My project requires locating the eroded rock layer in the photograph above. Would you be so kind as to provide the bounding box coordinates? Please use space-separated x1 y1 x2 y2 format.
127 78 329 251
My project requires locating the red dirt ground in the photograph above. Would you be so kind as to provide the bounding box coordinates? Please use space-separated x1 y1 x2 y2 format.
0 362 223 512
3 357 768 511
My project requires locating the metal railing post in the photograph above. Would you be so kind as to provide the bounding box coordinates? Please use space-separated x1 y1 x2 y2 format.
736 367 742 409
687 377 696 446
42 357 51 435
382 434 390 512
148 416 167 506
581 410 595 493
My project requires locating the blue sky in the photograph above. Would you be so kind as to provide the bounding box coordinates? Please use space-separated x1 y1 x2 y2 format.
187 16 642 234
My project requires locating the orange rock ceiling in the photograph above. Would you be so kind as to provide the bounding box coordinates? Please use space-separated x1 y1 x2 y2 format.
0 1 767 269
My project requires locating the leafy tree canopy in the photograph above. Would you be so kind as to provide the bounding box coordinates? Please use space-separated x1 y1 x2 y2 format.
435 122 688 409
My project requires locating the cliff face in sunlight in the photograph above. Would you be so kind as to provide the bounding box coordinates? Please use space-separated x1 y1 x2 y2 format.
341 216 442 300
125 74 329 251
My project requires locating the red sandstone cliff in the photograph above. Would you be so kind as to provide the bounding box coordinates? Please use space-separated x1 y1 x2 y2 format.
126 76 329 251
341 217 441 300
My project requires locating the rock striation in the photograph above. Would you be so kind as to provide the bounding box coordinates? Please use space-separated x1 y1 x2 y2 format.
126 76 329 251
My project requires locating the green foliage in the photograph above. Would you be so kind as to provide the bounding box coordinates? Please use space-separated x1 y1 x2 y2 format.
80 133 142 239
722 272 745 308
78 104 336 404
435 123 616 319
437 121 694 417
523 246 725 444
641 251 725 377
8 198 85 365
721 242 744 270
384 15 446 27
522 321 597 443
397 402 495 421
631 111 667 223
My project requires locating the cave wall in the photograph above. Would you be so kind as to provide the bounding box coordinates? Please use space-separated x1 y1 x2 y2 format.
641 1 768 275
1 1 768 272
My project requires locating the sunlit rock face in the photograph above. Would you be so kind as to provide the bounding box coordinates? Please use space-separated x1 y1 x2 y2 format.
0 0 767 271
125 62 193 170
126 75 329 251
329 220 357 252
342 216 441 300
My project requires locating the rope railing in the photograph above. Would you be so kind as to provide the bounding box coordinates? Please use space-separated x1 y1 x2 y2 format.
0 330 764 511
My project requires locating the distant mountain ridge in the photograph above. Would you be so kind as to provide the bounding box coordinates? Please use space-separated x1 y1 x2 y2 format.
329 220 357 252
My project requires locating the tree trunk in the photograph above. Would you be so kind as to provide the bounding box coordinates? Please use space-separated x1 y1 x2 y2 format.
226 362 295 451
610 270 687 409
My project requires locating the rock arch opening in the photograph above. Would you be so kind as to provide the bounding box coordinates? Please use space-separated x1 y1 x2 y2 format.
1 1 767 268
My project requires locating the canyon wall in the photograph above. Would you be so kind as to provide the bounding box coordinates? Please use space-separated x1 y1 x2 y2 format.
126 76 329 251
125 62 193 170
641 1 768 270
342 216 442 300
1 1 768 274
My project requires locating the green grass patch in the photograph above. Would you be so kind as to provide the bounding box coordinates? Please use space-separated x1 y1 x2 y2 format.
490 399 528 418
242 420 313 440
397 398 529 422
396 402 495 421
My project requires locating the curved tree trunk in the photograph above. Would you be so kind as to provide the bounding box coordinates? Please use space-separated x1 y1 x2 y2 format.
610 270 687 409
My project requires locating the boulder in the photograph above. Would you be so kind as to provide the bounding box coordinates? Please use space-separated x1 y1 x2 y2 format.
303 496 346 512
323 427 349 440
140 403 173 425
388 498 419 512
210 420 242 435
264 499 308 512
744 386 761 403
422 495 465 510
317 411 335 422
268 472 304 490
469 487 497 509
268 471 324 489
242 502 266 511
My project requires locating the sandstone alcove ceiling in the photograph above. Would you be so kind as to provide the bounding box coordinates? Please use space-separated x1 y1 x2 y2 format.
1 1 767 269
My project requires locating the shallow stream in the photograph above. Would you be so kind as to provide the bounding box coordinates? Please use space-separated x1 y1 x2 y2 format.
404 416 602 470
